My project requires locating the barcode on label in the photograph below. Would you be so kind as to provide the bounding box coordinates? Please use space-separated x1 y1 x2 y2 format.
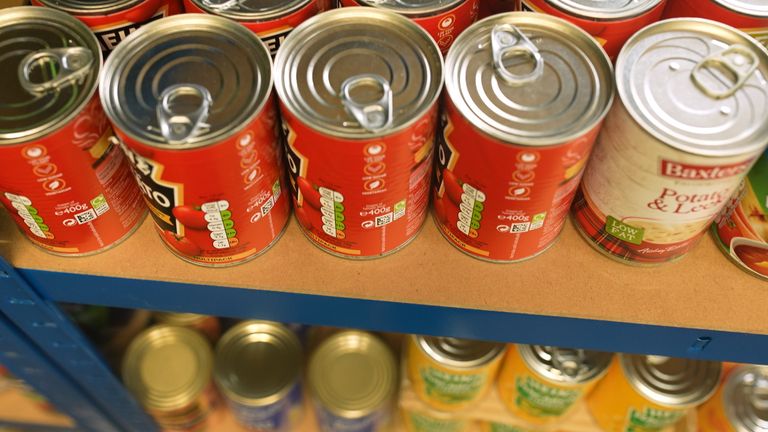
75 209 97 224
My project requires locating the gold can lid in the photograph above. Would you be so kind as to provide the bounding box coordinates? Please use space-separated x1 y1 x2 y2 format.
620 354 721 407
122 325 213 411
415 335 505 369
309 331 397 419
214 320 302 406
153 312 210 327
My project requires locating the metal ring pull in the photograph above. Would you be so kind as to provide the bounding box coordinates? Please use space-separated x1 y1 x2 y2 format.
18 47 94 95
156 84 212 145
340 74 393 133
747 370 768 410
201 0 242 10
550 347 587 379
691 44 759 100
491 24 544 86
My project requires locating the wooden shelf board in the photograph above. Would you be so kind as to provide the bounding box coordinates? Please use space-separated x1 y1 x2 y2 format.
0 387 74 429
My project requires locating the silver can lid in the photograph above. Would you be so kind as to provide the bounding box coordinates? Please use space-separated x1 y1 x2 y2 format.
723 366 768 432
620 354 721 407
416 335 505 369
33 0 143 15
274 8 443 138
445 13 614 146
353 0 464 16
188 0 311 21
617 18 768 157
542 0 663 20
714 0 768 16
100 15 272 148
0 7 101 144
519 345 612 384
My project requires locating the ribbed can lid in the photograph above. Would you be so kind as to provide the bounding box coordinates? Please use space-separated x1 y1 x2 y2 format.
616 18 768 157
0 7 101 144
416 335 505 369
714 0 768 16
519 345 612 384
274 8 443 138
620 354 721 407
723 366 768 432
542 0 663 19
154 312 209 326
214 321 302 406
353 0 464 16
122 325 213 411
33 0 143 14
445 13 614 146
309 331 396 418
187 0 311 20
100 14 272 148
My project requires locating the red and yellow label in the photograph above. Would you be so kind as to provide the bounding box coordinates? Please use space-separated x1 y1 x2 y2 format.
663 0 768 49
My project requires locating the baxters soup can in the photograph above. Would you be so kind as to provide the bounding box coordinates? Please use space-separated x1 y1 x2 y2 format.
713 151 768 280
101 15 290 266
274 8 443 259
407 335 505 412
572 18 768 265
182 0 321 56
698 365 768 432
31 0 182 54
435 13 614 262
519 0 666 60
497 344 612 425
587 354 721 431
0 7 145 256
663 0 768 49
337 0 479 53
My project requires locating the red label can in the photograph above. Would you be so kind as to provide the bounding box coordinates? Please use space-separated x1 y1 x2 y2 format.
101 15 290 266
0 7 145 256
436 14 613 262
478 0 518 19
337 0 479 53
275 9 443 258
182 0 321 56
663 0 768 49
31 0 182 53
520 0 666 60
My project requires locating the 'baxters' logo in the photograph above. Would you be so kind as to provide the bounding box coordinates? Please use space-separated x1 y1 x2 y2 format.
660 159 753 180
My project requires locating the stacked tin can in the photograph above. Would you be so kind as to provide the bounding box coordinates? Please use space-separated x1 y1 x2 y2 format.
698 365 768 431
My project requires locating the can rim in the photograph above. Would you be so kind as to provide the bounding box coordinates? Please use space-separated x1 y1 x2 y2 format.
153 312 209 326
530 0 664 20
518 345 612 384
723 365 768 429
187 0 312 21
353 0 466 16
415 335 505 369
33 0 145 15
713 0 768 17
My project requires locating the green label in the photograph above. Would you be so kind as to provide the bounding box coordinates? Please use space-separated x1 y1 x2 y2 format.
625 407 684 431
606 216 644 245
489 422 528 432
420 367 484 404
91 194 107 208
514 376 580 418
407 411 463 432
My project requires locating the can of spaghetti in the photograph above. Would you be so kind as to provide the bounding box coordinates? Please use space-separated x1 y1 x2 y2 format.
274 9 443 259
407 335 505 412
571 19 768 265
214 321 303 431
123 325 216 431
663 0 768 49
309 331 397 432
435 13 613 262
478 0 518 19
713 152 768 280
0 7 145 256
587 354 721 431
154 312 221 344
519 0 666 60
101 15 290 266
31 0 181 54
698 365 768 432
402 406 470 432
182 0 321 56
497 345 612 425
337 0 479 53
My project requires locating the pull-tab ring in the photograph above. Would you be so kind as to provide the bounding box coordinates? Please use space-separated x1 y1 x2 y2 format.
156 84 212 145
18 47 94 95
202 0 242 10
340 74 393 133
491 24 544 86
550 348 586 379
746 370 768 410
691 44 759 99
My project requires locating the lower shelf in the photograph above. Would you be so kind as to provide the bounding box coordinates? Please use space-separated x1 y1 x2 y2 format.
0 387 75 431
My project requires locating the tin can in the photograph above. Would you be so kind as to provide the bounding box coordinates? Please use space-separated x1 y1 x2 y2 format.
497 344 612 425
101 15 290 266
698 365 768 432
309 331 397 432
214 321 303 431
713 151 768 280
337 0 479 53
402 406 470 432
0 7 146 256
435 13 613 262
122 325 215 431
182 0 321 56
407 335 505 412
477 421 531 432
274 8 443 259
572 19 768 265
519 0 666 60
478 0 518 19
154 312 221 344
663 0 768 49
587 354 721 432
31 0 182 54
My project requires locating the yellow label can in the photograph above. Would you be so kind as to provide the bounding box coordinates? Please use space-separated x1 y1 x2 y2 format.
697 365 768 432
477 421 533 432
407 335 506 412
401 407 470 432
